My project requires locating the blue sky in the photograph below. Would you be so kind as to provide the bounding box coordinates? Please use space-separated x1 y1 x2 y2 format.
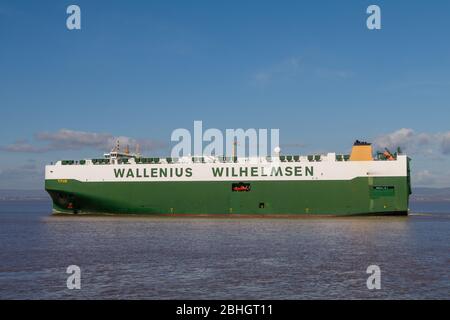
1 0 450 189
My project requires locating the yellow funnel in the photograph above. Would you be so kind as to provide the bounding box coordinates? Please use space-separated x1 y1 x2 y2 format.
349 142 373 161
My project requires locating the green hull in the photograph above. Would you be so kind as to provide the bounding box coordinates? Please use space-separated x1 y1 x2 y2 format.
45 176 410 216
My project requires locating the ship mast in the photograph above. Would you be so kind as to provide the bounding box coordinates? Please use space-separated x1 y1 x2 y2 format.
136 144 140 157
232 139 237 158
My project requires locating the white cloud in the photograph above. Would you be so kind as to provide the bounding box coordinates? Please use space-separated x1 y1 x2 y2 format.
374 128 450 156
314 68 354 80
373 128 416 151
373 128 450 187
1 140 50 153
0 162 41 180
413 170 436 186
251 56 353 86
35 129 112 150
1 129 167 154
251 56 303 85
253 72 271 84
412 169 450 188
440 132 450 155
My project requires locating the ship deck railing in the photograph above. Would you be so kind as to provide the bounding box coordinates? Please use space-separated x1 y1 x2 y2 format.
56 152 360 166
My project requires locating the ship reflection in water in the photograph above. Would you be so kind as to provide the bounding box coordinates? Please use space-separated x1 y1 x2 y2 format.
0 201 449 299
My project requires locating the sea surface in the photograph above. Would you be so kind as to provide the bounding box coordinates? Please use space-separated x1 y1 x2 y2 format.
0 200 448 299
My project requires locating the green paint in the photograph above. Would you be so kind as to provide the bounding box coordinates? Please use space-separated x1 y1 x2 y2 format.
45 176 410 216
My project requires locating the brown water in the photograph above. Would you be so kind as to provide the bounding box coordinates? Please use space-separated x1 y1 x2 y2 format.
0 200 448 299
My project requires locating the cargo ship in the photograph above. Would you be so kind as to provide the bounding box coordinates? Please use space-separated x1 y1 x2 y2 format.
45 141 411 216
